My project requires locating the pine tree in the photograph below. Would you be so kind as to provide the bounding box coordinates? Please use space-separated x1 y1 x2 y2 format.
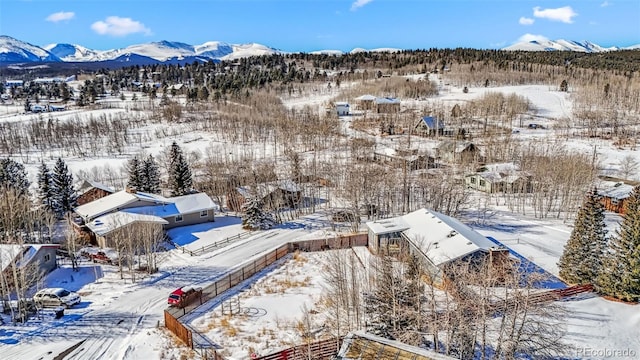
37 162 54 211
558 188 607 285
598 186 640 302
241 196 275 230
0 158 30 195
142 155 161 194
51 158 77 218
168 142 193 196
126 156 143 191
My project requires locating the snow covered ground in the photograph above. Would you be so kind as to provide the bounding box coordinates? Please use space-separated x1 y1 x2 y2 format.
1 79 639 359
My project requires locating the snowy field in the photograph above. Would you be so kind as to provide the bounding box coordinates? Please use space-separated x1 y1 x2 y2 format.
1 79 639 359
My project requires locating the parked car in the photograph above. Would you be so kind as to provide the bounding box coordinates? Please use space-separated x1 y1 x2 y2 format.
81 250 113 264
168 286 202 308
33 288 81 308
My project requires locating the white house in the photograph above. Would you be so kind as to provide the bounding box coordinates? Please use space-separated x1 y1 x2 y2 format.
335 101 350 116
366 208 499 281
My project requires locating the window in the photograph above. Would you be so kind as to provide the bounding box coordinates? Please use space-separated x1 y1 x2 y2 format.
200 210 208 217
175 214 183 222
479 179 486 186
470 177 476 184
44 254 51 262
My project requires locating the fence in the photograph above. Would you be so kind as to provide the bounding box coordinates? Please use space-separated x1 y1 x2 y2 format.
164 233 368 359
168 231 254 257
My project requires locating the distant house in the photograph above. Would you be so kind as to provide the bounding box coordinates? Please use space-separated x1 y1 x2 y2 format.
227 180 302 212
374 97 401 113
366 208 505 283
415 116 445 136
436 140 481 164
0 244 59 292
598 182 635 214
373 147 434 171
335 102 350 116
354 94 376 110
4 80 23 88
74 189 217 247
76 180 116 206
465 163 532 193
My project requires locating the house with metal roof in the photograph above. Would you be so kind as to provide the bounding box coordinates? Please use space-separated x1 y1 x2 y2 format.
74 189 217 247
366 208 502 282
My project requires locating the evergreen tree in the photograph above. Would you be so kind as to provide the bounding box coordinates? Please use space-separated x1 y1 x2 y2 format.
0 158 30 195
598 186 640 302
168 142 193 196
560 79 568 92
51 158 77 218
126 156 143 191
558 189 607 284
241 196 275 230
142 155 161 194
37 162 54 211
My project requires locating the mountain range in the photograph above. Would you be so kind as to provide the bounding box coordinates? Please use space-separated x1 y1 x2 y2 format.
1 35 638 66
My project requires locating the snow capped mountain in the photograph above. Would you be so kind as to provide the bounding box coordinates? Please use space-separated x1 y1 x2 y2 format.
503 39 619 52
0 36 278 64
194 41 234 59
350 47 402 54
0 35 60 62
44 43 102 62
220 43 280 60
309 50 344 55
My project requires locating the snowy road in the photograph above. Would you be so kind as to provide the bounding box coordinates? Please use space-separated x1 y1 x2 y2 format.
0 222 317 360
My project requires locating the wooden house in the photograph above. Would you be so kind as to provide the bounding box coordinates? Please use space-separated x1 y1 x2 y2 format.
373 147 434 171
598 182 635 214
227 180 302 212
76 180 115 206
374 97 401 113
436 140 481 164
354 94 376 110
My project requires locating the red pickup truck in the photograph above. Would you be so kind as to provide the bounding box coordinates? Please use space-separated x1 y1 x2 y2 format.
168 286 203 308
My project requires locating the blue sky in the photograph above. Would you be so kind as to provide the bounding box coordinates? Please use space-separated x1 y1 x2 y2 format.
1 0 638 51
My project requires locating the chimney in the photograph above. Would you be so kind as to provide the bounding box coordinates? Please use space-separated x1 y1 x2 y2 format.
125 186 137 194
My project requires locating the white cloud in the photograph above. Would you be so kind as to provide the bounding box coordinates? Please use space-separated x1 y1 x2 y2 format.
351 0 373 11
519 17 535 25
46 11 75 23
601 1 610 7
533 6 577 24
91 16 152 37
517 34 549 43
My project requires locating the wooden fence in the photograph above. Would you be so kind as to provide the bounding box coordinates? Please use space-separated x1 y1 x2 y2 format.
254 337 343 360
168 231 254 257
164 233 368 358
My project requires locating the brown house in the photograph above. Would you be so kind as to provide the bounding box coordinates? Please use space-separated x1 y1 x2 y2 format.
374 97 401 113
227 180 302 212
436 140 482 164
373 147 434 171
598 182 635 214
76 180 115 206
